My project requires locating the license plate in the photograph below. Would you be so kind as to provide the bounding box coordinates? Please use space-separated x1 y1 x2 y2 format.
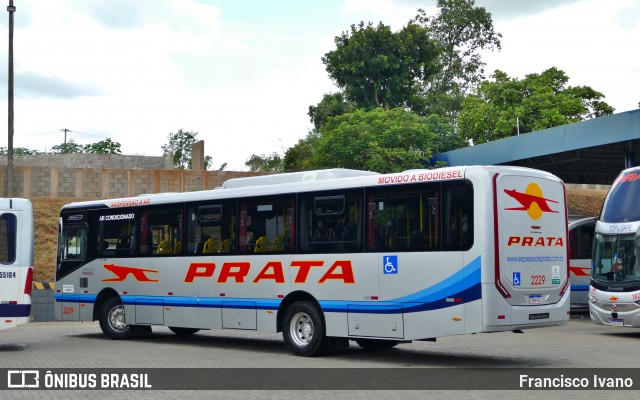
529 313 549 320
528 295 542 304
611 319 624 327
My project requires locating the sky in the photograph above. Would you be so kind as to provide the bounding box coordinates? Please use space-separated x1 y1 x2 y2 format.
0 0 638 171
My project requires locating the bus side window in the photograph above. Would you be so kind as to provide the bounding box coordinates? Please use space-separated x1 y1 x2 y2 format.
141 207 183 256
239 197 293 254
443 181 473 251
94 210 137 258
0 213 17 264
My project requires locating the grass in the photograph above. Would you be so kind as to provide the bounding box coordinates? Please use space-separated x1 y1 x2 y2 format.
32 198 74 282
31 189 607 282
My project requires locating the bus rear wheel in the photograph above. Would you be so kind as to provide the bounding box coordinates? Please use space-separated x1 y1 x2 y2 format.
355 338 400 350
169 327 200 335
282 301 329 357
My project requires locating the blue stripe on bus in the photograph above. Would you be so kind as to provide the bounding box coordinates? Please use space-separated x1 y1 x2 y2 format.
54 293 97 303
54 256 482 315
571 285 590 292
0 304 31 318
321 257 481 314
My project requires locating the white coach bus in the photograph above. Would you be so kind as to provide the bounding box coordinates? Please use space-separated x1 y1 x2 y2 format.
55 167 570 356
0 198 34 331
590 166 640 327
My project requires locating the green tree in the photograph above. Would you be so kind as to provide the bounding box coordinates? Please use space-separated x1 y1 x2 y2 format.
161 129 198 169
313 108 437 173
50 139 84 154
283 130 321 172
0 147 41 155
322 21 440 111
458 68 615 144
308 93 356 130
413 0 502 117
245 152 284 172
83 138 122 154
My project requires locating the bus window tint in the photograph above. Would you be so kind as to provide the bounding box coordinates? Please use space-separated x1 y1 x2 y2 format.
238 196 294 254
140 207 183 256
188 202 236 255
93 210 136 258
366 187 439 252
0 214 16 264
300 191 362 253
442 181 473 251
61 226 86 261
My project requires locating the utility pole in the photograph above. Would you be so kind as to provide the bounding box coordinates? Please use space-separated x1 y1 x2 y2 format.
61 128 70 145
6 0 15 197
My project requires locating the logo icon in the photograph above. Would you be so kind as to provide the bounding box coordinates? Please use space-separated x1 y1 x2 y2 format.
102 264 159 282
7 370 40 388
513 272 521 286
504 183 559 220
383 256 398 274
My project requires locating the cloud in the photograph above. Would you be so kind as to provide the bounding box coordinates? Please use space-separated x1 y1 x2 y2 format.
78 0 222 33
465 0 588 20
0 71 103 99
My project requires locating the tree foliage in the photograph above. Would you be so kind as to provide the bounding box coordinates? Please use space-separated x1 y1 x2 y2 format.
312 108 437 173
161 129 199 170
283 130 321 172
50 139 85 154
458 68 615 144
322 21 440 112
84 138 122 154
308 93 356 131
0 147 41 155
245 152 284 172
412 0 502 117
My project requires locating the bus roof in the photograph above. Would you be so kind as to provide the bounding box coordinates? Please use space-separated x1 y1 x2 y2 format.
221 168 379 189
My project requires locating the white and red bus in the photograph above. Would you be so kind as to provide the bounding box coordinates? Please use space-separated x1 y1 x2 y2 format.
590 166 640 327
568 216 597 308
55 167 570 356
0 198 34 331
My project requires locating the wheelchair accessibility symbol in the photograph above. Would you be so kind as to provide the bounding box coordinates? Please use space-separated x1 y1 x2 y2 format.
513 272 521 286
383 256 398 274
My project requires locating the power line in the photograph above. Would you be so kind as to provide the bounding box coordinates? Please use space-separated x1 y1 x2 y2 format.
60 128 106 145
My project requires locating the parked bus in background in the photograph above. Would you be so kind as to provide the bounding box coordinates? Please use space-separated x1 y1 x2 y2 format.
590 166 640 327
55 167 570 356
568 216 597 308
0 198 34 331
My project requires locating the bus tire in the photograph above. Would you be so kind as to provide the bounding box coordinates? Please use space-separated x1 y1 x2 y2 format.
169 327 200 335
355 338 400 350
282 301 329 357
99 297 133 340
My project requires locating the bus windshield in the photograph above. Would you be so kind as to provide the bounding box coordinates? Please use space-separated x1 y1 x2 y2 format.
601 172 640 223
592 232 640 284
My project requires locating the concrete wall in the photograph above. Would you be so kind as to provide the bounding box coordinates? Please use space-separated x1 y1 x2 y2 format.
0 153 174 170
31 282 55 322
0 166 262 198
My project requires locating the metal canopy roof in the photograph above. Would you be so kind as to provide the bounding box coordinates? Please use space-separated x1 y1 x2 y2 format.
431 109 640 184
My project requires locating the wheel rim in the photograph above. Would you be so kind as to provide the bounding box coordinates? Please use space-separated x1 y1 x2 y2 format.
107 304 128 332
289 311 314 347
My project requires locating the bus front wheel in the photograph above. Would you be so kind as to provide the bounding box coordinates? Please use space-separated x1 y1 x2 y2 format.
282 301 329 357
99 297 131 339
